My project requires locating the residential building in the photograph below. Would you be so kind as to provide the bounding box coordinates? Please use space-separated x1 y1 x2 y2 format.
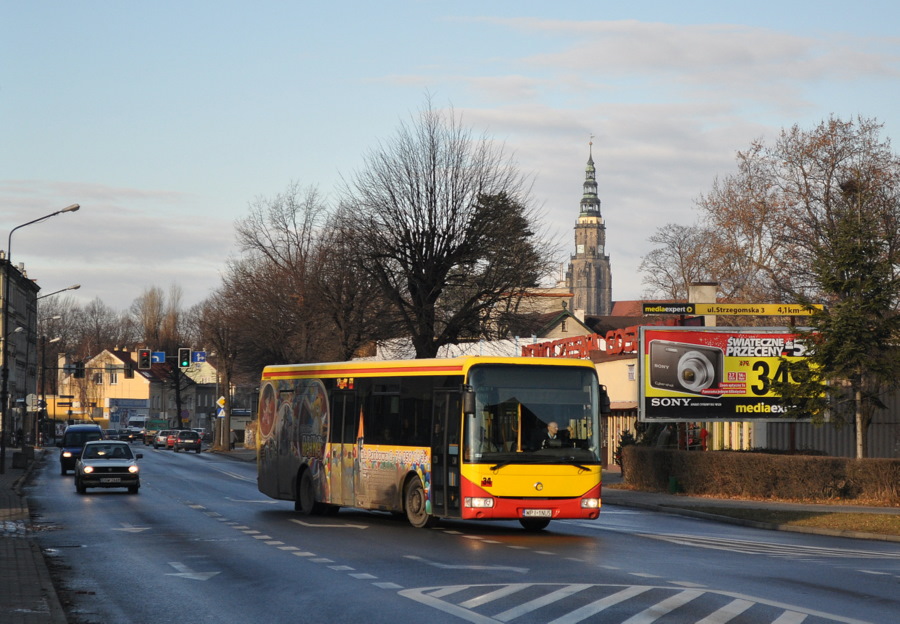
0 255 39 441
51 349 214 431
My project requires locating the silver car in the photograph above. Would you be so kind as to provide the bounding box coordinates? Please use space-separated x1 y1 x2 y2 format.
75 441 142 495
154 429 174 449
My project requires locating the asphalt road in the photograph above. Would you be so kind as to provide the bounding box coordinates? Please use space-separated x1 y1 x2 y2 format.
26 446 900 624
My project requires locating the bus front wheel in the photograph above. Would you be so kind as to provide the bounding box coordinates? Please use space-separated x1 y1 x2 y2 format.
404 478 434 528
295 469 317 515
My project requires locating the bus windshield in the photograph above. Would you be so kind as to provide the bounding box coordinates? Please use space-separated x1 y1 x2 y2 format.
464 364 601 465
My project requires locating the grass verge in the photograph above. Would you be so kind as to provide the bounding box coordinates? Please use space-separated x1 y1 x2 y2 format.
678 506 900 536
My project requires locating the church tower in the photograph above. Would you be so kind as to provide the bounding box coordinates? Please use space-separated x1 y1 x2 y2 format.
565 141 612 316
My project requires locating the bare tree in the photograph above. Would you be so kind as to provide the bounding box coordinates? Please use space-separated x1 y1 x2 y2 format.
341 99 553 358
196 291 241 449
639 224 716 300
130 286 166 348
160 284 184 353
316 207 397 360
71 298 134 358
230 183 335 366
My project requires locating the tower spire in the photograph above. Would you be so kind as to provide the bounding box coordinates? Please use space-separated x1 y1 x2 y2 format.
580 136 601 216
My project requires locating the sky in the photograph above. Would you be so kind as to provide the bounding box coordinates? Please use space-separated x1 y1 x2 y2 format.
2 1 899 313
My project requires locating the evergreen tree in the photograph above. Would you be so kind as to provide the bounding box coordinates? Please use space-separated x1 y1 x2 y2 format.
773 181 900 458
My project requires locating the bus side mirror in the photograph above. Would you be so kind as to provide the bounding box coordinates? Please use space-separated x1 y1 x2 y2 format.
462 389 476 417
599 384 611 416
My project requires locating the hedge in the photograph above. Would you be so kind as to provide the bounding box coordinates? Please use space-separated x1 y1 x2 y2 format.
620 446 900 505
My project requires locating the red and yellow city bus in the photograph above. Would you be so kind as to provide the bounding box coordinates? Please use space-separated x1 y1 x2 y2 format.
257 356 606 530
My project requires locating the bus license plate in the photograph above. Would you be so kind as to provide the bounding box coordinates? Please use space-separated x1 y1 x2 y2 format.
100 478 121 483
523 509 551 518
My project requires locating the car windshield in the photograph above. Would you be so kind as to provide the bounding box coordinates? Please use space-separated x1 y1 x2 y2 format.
83 444 133 460
63 431 102 446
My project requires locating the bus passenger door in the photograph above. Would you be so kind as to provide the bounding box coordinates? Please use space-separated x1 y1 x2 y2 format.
431 390 462 518
329 391 357 507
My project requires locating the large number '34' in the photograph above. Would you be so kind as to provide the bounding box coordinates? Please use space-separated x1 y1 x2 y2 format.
750 361 793 395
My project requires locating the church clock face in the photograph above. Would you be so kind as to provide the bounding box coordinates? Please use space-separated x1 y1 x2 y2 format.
577 244 585 254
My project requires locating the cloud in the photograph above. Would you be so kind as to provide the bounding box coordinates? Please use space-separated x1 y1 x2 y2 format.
0 180 237 311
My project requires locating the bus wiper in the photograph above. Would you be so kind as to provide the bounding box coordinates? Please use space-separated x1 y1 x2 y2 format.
553 457 591 471
490 456 542 471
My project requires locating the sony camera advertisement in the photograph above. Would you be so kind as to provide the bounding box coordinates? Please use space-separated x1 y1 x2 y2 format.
639 327 811 422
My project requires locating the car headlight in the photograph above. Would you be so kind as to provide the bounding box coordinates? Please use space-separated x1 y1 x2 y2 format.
82 466 94 474
464 497 495 508
581 498 600 509
128 465 139 474
62 451 73 458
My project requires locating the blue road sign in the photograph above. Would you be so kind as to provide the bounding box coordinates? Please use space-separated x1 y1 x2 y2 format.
151 351 166 363
193 351 207 363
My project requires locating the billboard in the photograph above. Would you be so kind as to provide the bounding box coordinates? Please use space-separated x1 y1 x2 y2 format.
639 327 811 422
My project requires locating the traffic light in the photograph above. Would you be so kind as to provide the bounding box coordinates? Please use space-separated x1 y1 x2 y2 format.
137 348 152 369
178 348 191 369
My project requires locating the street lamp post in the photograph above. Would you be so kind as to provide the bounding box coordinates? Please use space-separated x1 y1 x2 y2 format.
37 284 81 300
39 335 61 446
1 203 79 474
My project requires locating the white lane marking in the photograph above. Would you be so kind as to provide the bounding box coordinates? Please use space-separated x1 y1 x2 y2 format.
289 518 368 529
112 522 150 533
165 561 220 581
404 554 528 574
640 533 899 560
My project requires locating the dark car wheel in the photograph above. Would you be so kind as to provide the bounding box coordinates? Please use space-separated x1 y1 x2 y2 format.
76 479 86 494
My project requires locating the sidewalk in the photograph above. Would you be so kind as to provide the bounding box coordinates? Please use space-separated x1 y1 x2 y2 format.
0 446 67 624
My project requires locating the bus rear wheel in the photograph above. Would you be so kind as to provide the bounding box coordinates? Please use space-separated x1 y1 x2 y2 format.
295 469 317 515
519 518 551 531
404 477 434 528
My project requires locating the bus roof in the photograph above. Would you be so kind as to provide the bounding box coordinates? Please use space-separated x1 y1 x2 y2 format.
260 356 596 381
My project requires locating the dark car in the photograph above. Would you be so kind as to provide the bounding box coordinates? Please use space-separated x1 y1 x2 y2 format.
75 440 142 494
121 428 142 443
173 430 202 453
58 424 104 475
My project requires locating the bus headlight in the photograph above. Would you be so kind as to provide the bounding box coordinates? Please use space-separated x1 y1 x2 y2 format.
465 497 495 508
581 498 600 509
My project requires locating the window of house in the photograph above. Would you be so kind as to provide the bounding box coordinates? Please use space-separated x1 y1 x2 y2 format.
561 319 568 332
93 372 103 385
628 364 635 381
108 370 118 385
